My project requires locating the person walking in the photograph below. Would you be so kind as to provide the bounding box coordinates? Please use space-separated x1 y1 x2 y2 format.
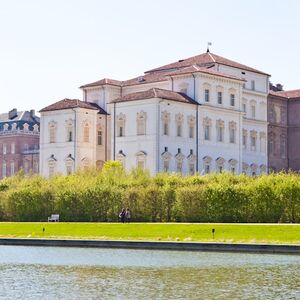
125 208 131 223
119 208 126 223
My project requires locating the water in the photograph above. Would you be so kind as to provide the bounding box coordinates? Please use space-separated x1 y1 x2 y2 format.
0 246 300 299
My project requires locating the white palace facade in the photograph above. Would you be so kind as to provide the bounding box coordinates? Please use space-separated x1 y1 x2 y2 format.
40 51 269 177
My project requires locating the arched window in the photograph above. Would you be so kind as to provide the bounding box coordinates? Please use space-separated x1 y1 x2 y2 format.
216 119 224 142
65 119 74 142
136 151 147 170
216 157 225 173
203 117 212 141
117 113 126 137
203 156 212 174
137 111 147 135
229 121 237 144
175 113 184 137
161 111 170 136
48 121 57 143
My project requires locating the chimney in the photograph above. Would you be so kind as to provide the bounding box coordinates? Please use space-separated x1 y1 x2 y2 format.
30 109 35 117
276 83 283 91
8 108 17 120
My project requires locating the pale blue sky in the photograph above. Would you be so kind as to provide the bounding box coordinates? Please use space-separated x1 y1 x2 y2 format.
1 0 300 113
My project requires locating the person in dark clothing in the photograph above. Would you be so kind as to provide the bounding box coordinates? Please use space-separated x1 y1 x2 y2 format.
125 208 131 223
119 208 126 223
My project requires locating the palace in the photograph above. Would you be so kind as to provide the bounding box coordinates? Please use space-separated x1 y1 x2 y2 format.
39 50 271 177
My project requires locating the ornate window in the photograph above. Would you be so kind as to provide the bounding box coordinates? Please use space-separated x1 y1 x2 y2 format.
250 100 256 119
260 132 266 153
11 143 15 154
83 120 90 142
203 83 211 102
187 151 196 175
24 159 29 174
23 123 29 131
117 113 126 137
116 150 126 168
216 157 225 173
242 163 249 175
33 124 39 132
269 133 275 155
175 149 185 173
65 155 74 175
260 164 267 174
203 156 212 174
97 130 103 145
2 161 6 177
229 121 237 144
11 123 17 131
48 155 57 177
33 160 39 173
187 115 195 138
161 111 170 136
242 129 247 149
48 121 57 143
250 130 257 151
161 148 172 172
216 85 224 105
65 119 74 142
136 151 147 170
203 117 212 141
216 119 224 142
175 113 184 137
228 159 238 174
10 161 15 176
242 99 247 113
137 111 147 135
251 163 258 176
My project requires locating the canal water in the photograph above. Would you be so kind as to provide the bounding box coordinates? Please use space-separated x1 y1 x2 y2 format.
0 246 299 299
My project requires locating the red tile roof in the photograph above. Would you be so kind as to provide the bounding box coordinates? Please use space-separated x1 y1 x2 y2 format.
146 52 270 76
80 78 122 88
165 65 245 81
40 99 107 114
112 88 198 105
271 89 300 98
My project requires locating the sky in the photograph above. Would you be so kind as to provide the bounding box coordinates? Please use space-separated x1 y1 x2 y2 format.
1 0 300 113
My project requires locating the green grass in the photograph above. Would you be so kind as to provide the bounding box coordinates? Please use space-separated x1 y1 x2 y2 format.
0 223 299 244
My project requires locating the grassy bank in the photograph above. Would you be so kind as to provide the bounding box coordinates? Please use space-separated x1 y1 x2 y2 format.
0 223 299 244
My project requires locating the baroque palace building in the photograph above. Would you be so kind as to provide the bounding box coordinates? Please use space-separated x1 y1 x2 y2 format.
0 108 40 179
40 50 270 177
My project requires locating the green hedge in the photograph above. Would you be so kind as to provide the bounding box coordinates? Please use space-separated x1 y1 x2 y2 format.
0 162 300 223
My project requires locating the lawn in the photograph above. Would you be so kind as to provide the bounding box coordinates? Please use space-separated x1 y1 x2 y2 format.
0 223 299 244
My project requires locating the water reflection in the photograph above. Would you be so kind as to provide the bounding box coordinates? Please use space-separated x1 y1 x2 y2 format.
0 246 299 299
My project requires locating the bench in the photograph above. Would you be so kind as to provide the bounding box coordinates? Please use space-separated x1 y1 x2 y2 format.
48 214 60 222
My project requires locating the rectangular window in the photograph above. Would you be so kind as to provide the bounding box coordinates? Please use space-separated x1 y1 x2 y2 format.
242 103 246 113
10 162 15 176
66 165 73 175
68 130 73 142
177 124 182 137
243 134 247 148
137 160 145 170
163 123 169 135
217 127 223 142
49 166 55 177
3 144 7 155
230 94 235 106
163 160 169 172
251 106 256 118
176 161 183 173
205 89 210 102
11 143 15 154
251 136 256 151
229 129 235 143
205 164 210 174
189 163 195 175
251 80 255 90
49 128 55 143
217 92 222 104
189 126 194 138
119 126 123 137
2 163 6 177
204 126 210 140
98 131 102 145
84 126 90 142
280 140 286 158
